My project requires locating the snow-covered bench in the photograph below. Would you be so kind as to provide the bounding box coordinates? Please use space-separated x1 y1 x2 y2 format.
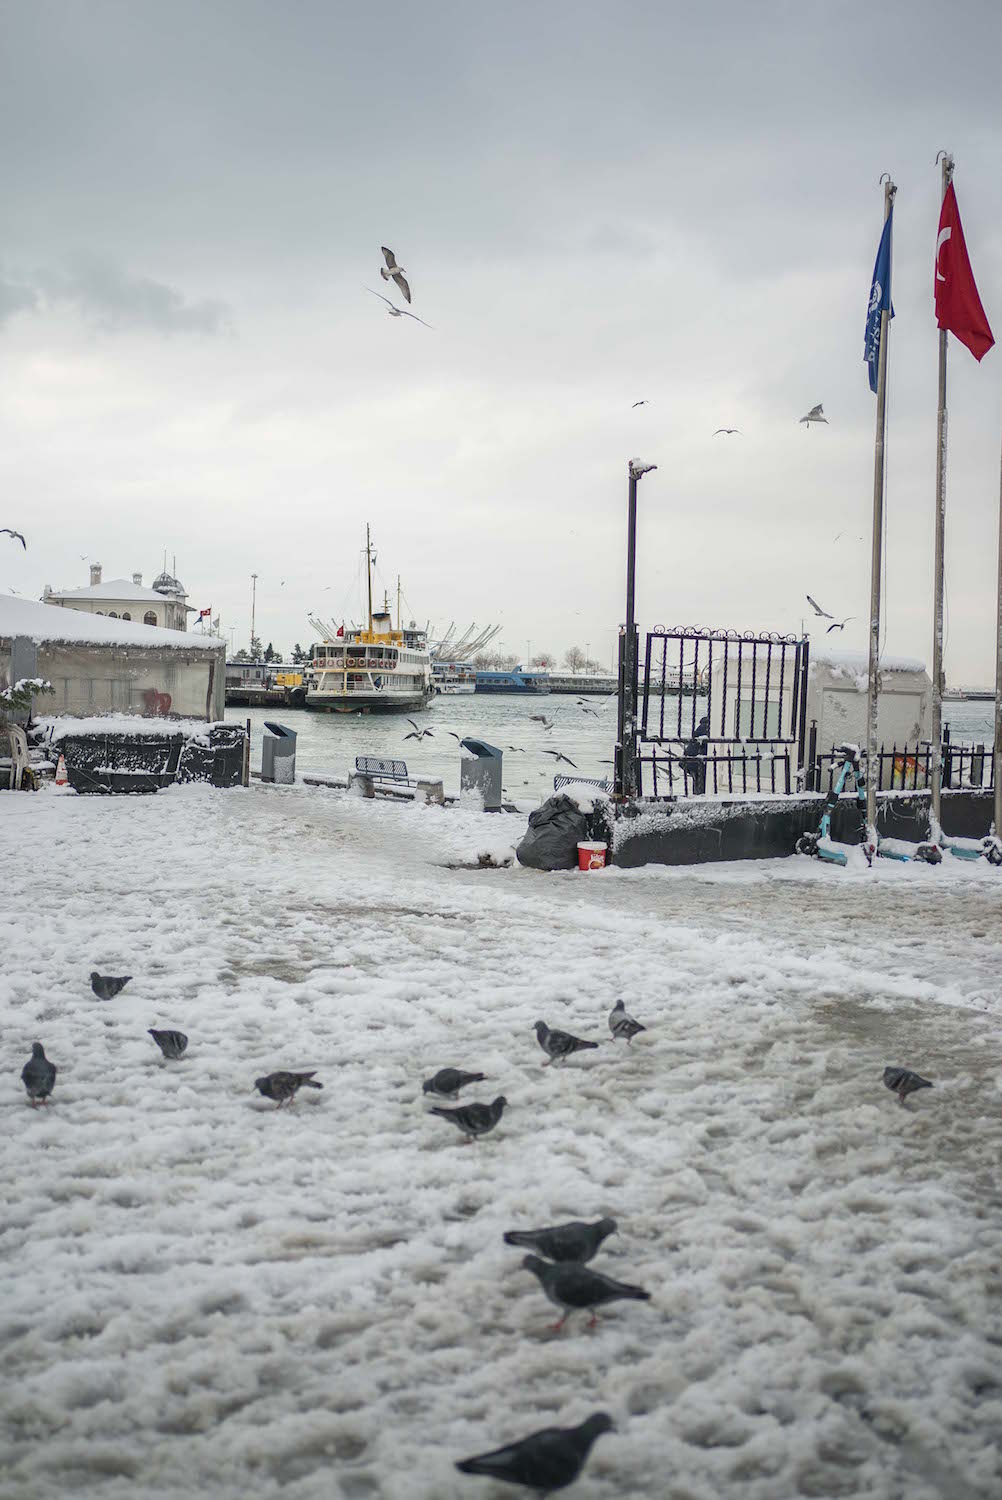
553 774 613 794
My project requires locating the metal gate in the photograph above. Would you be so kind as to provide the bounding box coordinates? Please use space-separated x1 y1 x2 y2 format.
638 627 810 796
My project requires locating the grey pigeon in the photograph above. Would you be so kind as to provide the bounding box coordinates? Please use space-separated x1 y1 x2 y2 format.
883 1066 933 1106
503 1218 617 1264
254 1071 323 1107
456 1412 614 1492
148 1028 188 1060
534 1021 599 1067
608 999 646 1045
90 971 131 1000
522 1254 650 1330
21 1042 56 1105
422 1067 487 1099
430 1095 507 1143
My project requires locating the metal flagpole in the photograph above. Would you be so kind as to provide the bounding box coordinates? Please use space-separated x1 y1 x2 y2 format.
615 458 656 799
865 176 896 846
930 152 954 833
994 422 1002 843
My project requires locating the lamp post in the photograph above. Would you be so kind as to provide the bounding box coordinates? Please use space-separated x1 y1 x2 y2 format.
615 458 657 799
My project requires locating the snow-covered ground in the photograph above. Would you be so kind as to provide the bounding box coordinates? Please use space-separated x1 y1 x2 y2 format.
3 783 1001 1500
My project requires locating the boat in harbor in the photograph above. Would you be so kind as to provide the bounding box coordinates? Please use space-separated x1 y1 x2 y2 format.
302 529 433 714
432 661 477 694
548 671 617 696
475 668 551 694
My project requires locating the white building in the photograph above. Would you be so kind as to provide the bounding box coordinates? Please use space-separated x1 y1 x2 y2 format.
43 563 192 632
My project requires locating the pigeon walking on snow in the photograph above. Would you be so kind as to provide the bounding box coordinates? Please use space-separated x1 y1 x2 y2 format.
149 1028 188 1060
503 1218 618 1264
422 1067 487 1099
608 999 646 1045
90 971 132 999
521 1255 650 1330
254 1071 323 1107
883 1066 933 1106
21 1042 57 1105
534 1020 599 1066
456 1412 614 1492
430 1095 507 1143
379 247 411 303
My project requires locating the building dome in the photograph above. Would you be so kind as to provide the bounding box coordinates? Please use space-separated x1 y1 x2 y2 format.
152 570 185 598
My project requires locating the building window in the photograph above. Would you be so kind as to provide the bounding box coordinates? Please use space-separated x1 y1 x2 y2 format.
108 611 118 618
144 611 157 626
121 612 131 621
96 610 105 615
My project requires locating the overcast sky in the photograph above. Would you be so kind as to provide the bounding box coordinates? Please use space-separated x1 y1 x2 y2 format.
2 0 1002 680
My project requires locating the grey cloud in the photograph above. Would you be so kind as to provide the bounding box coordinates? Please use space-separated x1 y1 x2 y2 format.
0 277 38 324
32 255 232 336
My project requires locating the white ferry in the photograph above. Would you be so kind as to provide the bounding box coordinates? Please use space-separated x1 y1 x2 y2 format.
303 530 433 714
432 661 477 695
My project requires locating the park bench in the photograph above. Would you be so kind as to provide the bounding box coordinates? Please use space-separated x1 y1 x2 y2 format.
351 755 445 805
553 774 613 794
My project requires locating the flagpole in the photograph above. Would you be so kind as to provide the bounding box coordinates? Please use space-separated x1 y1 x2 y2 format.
865 175 896 846
994 422 1002 841
930 152 954 833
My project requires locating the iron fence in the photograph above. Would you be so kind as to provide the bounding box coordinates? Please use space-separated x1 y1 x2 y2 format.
813 732 994 794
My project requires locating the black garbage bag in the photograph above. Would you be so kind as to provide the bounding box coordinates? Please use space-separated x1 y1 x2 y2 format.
516 792 612 871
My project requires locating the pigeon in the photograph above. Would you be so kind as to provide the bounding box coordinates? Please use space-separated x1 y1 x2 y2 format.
805 595 833 619
21 1042 56 1105
713 428 742 436
534 1020 599 1067
883 1066 933 1106
800 403 828 426
364 285 432 327
422 1067 487 1099
90 971 132 999
254 1071 323 1107
521 1255 650 1330
456 1412 614 1493
148 1028 188 1060
542 750 577 769
429 1095 507 1143
2 528 26 548
503 1218 618 1264
379 247 411 303
825 616 855 634
608 999 646 1045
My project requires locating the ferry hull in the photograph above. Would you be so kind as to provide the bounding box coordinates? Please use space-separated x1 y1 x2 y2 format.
305 688 434 714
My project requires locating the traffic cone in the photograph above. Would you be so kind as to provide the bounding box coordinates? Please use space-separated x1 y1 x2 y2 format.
55 754 68 786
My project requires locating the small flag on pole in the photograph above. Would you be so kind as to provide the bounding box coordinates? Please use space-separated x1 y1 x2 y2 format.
198 607 211 619
864 207 894 393
336 623 344 638
935 182 994 361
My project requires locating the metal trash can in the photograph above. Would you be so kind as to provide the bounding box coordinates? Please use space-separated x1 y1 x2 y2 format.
261 721 297 784
460 737 503 811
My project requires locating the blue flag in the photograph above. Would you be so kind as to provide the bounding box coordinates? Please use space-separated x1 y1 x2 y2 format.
864 208 894 393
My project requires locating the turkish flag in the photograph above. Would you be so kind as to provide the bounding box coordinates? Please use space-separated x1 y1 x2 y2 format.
935 183 994 361
336 624 344 638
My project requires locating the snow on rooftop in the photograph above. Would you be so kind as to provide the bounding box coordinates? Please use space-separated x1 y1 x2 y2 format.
811 646 926 674
0 595 222 650
46 578 174 603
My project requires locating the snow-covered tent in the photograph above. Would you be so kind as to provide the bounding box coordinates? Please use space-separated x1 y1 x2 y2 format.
0 596 225 721
806 647 931 752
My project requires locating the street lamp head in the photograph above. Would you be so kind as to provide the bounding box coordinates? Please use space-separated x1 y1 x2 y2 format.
629 458 658 480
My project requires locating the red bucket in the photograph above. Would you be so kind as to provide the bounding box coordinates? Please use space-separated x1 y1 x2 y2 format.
577 840 608 871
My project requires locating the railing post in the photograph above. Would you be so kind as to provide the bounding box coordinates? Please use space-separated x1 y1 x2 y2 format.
806 720 818 792
942 720 952 790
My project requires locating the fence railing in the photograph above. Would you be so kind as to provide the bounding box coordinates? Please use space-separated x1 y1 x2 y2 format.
813 735 994 794
641 746 793 798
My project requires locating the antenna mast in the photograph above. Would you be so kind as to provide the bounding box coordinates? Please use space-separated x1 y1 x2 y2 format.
365 525 374 637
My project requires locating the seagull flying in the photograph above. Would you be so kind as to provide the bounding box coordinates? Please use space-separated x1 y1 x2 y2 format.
800 403 828 427
404 729 434 741
632 399 650 407
826 616 855 634
713 428 742 436
542 750 577 768
529 714 554 730
806 595 833 619
1 528 26 548
364 285 431 327
379 247 411 303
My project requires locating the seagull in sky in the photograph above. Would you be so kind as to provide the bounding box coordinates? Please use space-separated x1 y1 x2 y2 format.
826 616 856 634
800 403 828 427
713 428 742 436
632 399 650 407
365 286 432 327
542 750 578 768
806 595 834 619
2 528 26 548
379 247 411 303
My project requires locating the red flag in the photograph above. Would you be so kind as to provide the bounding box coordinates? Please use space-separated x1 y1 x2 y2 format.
336 623 344 638
198 606 211 619
935 183 994 361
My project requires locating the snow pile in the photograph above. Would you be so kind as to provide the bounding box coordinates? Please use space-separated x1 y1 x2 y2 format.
555 780 612 815
34 715 224 742
2 785 1001 1499
811 647 926 675
0 595 223 650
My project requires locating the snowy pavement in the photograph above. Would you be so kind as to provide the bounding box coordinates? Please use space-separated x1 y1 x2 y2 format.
2 782 1001 1500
